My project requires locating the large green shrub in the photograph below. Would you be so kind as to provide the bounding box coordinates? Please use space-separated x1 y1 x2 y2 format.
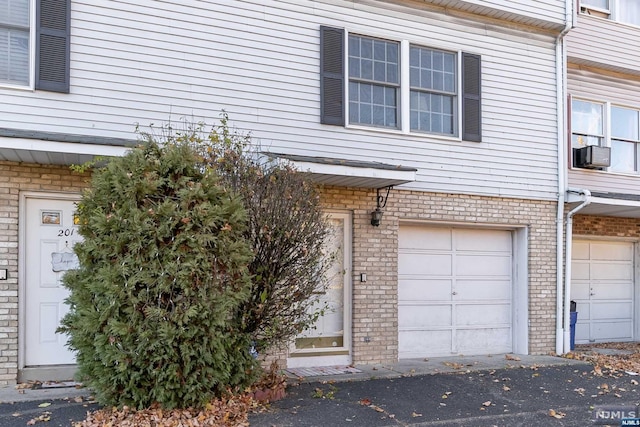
59 140 257 409
197 116 333 353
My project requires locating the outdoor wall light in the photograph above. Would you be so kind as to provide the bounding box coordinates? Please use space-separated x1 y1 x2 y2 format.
371 186 392 227
370 208 383 226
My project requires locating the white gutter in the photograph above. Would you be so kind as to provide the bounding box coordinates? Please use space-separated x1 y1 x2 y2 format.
554 0 576 355
563 188 591 353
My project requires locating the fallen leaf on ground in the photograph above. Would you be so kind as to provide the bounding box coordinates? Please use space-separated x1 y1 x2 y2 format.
443 362 464 369
359 398 371 406
37 402 51 408
505 354 521 361
482 401 492 406
412 412 422 417
26 412 51 425
549 409 566 419
502 385 511 391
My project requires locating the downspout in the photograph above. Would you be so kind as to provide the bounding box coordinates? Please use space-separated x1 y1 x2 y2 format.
563 188 591 353
554 0 575 355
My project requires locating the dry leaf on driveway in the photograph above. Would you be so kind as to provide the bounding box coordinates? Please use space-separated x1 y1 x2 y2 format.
548 409 566 419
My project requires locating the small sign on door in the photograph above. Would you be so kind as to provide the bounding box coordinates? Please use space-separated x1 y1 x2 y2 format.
51 252 79 272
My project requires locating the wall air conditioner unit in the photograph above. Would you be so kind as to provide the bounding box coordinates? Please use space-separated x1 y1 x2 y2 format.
574 145 611 169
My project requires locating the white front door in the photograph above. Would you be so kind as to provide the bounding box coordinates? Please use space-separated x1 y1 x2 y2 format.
23 196 80 366
398 226 513 358
572 240 634 344
287 212 352 368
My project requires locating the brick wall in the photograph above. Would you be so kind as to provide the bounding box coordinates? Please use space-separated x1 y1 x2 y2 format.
321 187 558 361
0 161 88 385
0 163 558 382
573 215 640 237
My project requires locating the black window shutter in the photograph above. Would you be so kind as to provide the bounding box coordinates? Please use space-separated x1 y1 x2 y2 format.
462 53 481 142
36 0 70 93
320 26 344 126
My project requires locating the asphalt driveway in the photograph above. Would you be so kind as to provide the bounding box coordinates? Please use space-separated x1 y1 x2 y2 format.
249 363 640 427
0 352 637 426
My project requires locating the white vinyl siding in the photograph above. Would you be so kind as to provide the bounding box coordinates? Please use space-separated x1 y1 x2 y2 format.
568 68 640 194
0 0 559 200
566 14 640 76
413 0 566 30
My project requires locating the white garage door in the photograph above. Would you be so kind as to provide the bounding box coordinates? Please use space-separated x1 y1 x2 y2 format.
398 226 513 358
572 240 634 344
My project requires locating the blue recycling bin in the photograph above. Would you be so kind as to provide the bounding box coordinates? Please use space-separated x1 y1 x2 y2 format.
570 311 578 351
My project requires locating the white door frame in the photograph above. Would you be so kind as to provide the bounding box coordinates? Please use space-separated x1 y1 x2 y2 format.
287 210 353 368
18 191 81 371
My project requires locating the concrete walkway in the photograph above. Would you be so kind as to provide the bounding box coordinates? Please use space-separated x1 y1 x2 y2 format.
286 353 588 384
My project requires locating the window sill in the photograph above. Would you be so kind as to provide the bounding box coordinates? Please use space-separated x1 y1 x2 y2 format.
570 166 640 177
345 123 463 143
0 83 35 92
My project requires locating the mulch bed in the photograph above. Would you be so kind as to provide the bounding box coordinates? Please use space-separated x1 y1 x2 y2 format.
73 363 287 427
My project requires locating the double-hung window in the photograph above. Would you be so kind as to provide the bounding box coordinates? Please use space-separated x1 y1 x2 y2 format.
571 98 640 173
0 0 30 86
320 26 481 142
0 0 70 92
410 46 456 135
581 0 640 27
611 106 640 173
571 99 604 148
348 35 399 128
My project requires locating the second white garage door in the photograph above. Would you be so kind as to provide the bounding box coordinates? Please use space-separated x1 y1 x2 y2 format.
572 240 634 344
399 226 513 358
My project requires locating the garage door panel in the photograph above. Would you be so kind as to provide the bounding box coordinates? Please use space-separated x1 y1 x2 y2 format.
456 280 511 300
457 328 511 355
590 243 633 261
456 304 510 326
456 255 511 277
590 263 632 281
399 253 452 276
591 302 632 320
592 322 632 341
591 282 633 300
572 241 590 260
571 261 590 280
455 229 511 252
399 227 451 250
399 279 452 301
575 323 589 342
571 282 590 299
399 330 451 357
574 301 590 319
399 304 451 327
